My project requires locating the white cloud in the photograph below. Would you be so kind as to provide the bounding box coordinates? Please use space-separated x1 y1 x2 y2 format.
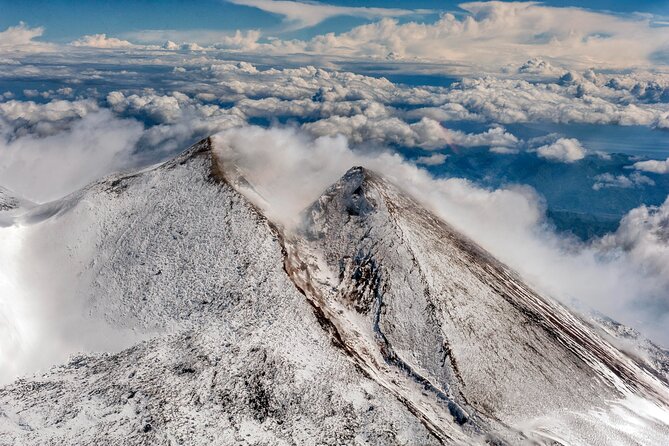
228 0 430 31
415 153 448 165
71 34 134 49
633 157 669 174
105 90 245 156
515 57 565 76
163 40 180 50
0 22 52 53
51 1 668 72
4 2 669 73
302 115 520 150
124 29 261 49
593 172 656 190
399 74 669 128
248 1 669 70
0 110 144 202
536 138 586 162
599 197 669 280
6 55 668 131
450 126 519 149
0 99 99 138
490 146 520 155
1 61 666 210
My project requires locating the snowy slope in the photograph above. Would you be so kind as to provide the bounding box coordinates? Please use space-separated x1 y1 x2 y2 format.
281 166 669 444
1 138 668 445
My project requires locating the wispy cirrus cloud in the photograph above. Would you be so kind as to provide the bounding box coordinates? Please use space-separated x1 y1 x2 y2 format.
227 0 432 31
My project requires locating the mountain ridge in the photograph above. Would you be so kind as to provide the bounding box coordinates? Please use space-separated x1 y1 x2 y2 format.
1 138 668 445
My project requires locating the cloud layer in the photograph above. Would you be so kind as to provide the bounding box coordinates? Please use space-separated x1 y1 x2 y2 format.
2 60 667 204
4 1 669 72
229 1 669 70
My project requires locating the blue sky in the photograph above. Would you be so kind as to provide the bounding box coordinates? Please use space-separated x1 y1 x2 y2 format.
1 0 668 42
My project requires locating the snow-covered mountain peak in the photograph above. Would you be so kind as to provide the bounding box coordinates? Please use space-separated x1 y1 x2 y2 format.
286 156 669 443
301 166 379 232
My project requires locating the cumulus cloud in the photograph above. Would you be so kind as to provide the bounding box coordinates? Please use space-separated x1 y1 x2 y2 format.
7 56 668 132
105 90 245 156
163 40 180 50
593 172 656 191
1 60 664 208
391 73 669 129
0 99 99 138
595 198 669 339
599 197 669 280
302 115 519 151
301 115 450 149
30 1 665 72
633 157 669 174
9 60 667 207
0 22 52 53
515 57 565 76
536 138 586 163
5 2 669 73
228 0 430 31
123 29 261 49
440 77 669 127
244 1 669 71
71 33 135 49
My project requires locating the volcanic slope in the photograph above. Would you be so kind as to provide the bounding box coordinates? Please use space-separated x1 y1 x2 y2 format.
278 165 669 445
1 138 668 445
